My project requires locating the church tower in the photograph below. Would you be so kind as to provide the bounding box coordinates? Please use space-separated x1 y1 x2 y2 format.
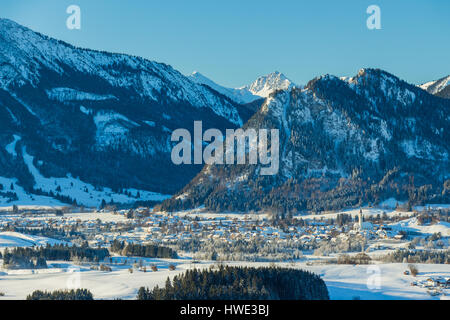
358 208 363 230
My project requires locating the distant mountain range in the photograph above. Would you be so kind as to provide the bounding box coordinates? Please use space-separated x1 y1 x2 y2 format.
0 18 448 210
189 71 296 104
419 75 450 99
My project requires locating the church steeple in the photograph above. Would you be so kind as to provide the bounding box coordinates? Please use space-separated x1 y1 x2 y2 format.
358 208 363 230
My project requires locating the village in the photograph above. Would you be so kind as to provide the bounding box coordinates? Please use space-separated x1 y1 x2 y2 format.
0 204 449 299
0 205 448 253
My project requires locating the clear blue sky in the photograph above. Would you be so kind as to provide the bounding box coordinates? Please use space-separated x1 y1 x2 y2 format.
1 0 449 87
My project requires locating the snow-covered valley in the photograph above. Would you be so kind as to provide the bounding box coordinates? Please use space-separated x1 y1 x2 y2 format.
0 256 448 300
0 205 448 300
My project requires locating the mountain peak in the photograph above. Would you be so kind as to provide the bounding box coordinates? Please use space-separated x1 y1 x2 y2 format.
355 68 398 80
189 71 211 83
345 68 407 92
419 75 450 98
253 71 289 82
0 18 46 42
246 71 296 97
188 70 297 104
0 18 21 28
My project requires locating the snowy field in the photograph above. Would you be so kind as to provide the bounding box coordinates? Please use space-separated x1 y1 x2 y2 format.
0 257 188 300
171 203 443 223
0 258 448 300
389 218 450 237
0 232 68 248
171 206 270 221
302 263 450 300
0 210 130 224
295 207 415 221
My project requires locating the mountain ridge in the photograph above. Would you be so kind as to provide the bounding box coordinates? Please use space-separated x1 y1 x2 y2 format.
0 18 257 207
0 19 448 210
419 75 450 99
160 68 450 214
189 70 296 104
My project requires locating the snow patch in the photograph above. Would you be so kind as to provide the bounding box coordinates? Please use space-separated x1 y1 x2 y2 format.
0 231 69 248
5 135 21 157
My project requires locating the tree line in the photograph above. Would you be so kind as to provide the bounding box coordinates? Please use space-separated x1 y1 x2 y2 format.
137 266 329 300
2 242 109 269
26 289 94 300
110 239 178 259
381 249 449 264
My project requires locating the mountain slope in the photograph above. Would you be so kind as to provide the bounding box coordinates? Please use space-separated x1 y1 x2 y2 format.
0 19 253 207
161 68 450 214
419 75 450 99
189 71 260 104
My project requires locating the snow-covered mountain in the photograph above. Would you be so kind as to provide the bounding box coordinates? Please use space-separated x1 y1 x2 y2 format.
161 68 450 213
0 19 246 125
189 71 259 104
1 18 447 211
189 71 296 104
0 18 254 207
243 71 296 97
419 75 450 99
